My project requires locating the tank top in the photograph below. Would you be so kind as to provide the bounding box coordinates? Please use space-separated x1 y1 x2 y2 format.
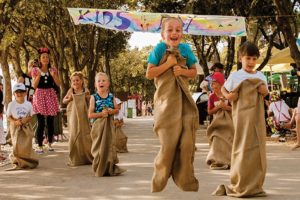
37 70 55 89
93 93 114 113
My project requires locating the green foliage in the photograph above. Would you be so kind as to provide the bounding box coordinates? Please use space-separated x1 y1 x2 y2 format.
2 0 300 103
110 46 155 101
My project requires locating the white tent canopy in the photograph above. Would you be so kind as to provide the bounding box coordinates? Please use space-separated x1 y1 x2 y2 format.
259 63 293 72
257 43 300 65
231 63 292 72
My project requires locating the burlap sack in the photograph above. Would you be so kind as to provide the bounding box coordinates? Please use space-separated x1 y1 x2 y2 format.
114 121 128 153
213 78 267 197
91 116 125 176
151 48 199 192
206 109 233 169
10 123 38 169
67 93 93 166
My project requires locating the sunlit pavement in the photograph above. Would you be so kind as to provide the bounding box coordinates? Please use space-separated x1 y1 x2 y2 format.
0 117 300 200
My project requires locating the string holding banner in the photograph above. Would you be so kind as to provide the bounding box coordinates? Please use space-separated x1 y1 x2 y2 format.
67 8 246 37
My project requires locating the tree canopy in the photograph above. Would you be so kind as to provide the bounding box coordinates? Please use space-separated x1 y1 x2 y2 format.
1 0 300 107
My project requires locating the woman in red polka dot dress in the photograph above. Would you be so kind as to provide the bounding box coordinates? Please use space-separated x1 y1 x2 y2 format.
32 47 60 154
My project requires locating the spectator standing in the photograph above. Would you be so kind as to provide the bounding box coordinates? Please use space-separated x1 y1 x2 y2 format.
18 59 37 102
32 47 60 154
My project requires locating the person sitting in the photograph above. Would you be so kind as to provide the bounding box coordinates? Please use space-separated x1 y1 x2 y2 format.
267 91 293 138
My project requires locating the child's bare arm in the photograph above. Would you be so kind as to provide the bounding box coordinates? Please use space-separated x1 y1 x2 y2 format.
222 103 232 112
8 116 22 126
207 105 220 115
108 98 120 115
85 89 91 102
173 64 197 78
20 116 32 124
257 84 268 97
221 86 238 101
62 89 73 104
146 54 177 79
32 70 41 89
88 96 109 119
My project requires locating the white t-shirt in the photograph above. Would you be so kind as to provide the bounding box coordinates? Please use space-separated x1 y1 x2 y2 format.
224 69 268 92
7 100 34 119
114 109 123 120
269 100 291 123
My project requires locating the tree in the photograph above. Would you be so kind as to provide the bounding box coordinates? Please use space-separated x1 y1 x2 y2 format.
273 0 300 91
0 0 20 107
1 0 133 103
110 46 155 101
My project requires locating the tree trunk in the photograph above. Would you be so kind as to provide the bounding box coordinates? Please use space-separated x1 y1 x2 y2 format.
192 35 209 77
0 47 12 108
225 37 235 78
273 0 300 92
237 36 247 70
273 0 300 66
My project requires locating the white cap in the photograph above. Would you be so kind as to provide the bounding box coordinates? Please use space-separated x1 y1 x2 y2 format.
13 83 26 93
115 98 122 105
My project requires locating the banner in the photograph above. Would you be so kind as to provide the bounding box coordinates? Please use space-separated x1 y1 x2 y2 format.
67 8 246 37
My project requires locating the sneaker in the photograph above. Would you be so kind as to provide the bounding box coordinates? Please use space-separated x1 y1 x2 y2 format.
271 133 280 138
35 147 44 154
279 137 286 142
48 147 54 151
47 144 54 151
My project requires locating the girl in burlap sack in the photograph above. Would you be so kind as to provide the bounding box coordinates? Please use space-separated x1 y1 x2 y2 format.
63 71 93 166
213 41 269 197
206 72 233 170
6 83 38 170
88 72 126 177
113 98 128 153
146 17 199 192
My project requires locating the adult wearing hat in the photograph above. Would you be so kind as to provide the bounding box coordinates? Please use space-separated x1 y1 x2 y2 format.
32 47 60 154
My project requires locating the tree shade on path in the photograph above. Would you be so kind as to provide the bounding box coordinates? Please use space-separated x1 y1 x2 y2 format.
0 117 300 200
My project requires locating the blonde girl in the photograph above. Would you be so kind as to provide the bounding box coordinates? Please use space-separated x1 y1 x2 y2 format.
63 71 93 166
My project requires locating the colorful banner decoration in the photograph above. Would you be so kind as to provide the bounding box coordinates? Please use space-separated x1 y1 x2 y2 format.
67 8 246 37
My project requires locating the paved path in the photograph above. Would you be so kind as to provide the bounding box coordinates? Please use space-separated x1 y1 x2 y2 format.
0 117 300 200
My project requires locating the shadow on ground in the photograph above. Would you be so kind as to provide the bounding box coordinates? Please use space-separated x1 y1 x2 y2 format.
0 117 300 200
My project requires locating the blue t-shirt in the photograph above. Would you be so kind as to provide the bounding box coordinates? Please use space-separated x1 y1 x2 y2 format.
147 42 197 68
93 93 114 113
